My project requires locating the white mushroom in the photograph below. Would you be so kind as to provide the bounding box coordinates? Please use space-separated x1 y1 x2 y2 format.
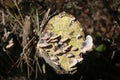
69 67 77 72
53 61 60 66
69 58 78 68
49 39 58 43
59 37 70 43
63 45 72 52
50 55 59 61
54 49 64 55
77 57 83 63
80 35 93 53
49 34 61 40
71 47 79 51
76 34 82 39
66 53 74 58
41 33 51 40
37 42 51 48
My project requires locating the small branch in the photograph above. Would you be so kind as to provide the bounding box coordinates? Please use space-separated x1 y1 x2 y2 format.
1 0 5 25
39 8 51 33
36 9 40 35
39 8 57 39
6 9 23 28
12 0 24 22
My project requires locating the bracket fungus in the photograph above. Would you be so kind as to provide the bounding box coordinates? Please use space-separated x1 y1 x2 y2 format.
80 35 93 53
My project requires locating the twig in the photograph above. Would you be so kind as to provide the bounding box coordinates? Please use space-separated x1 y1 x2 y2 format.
39 8 57 39
22 37 35 54
6 9 23 28
36 9 40 35
1 9 5 25
12 0 24 22
1 0 5 25
39 8 51 33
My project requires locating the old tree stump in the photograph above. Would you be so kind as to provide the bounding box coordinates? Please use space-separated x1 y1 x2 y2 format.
37 12 85 74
